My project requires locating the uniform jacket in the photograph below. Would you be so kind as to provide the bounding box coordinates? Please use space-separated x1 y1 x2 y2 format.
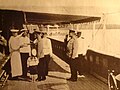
37 37 44 59
66 37 78 58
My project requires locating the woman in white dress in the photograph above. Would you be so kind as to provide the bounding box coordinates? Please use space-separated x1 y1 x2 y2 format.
9 29 23 77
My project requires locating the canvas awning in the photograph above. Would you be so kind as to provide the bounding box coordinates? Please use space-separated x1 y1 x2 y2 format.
0 9 101 25
25 12 101 25
1 0 120 24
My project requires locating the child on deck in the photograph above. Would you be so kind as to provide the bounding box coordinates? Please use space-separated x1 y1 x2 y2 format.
27 49 39 82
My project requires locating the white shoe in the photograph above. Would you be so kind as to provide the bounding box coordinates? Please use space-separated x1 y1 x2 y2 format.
78 75 85 78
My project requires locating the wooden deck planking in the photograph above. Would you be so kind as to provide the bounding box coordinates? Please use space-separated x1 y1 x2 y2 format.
0 54 108 90
68 75 108 90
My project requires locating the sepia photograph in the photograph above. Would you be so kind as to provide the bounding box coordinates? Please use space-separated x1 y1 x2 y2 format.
0 0 120 90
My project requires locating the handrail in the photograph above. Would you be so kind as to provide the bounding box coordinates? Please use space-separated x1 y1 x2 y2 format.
0 56 10 70
0 55 10 87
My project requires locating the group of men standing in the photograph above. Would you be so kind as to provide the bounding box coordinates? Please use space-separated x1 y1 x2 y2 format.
65 29 85 82
1 28 85 82
8 29 52 81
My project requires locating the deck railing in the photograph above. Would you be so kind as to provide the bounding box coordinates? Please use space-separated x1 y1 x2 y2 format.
50 38 120 84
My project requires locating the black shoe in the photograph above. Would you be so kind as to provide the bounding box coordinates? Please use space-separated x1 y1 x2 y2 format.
71 79 77 82
20 76 31 81
67 78 77 82
21 75 26 78
41 77 46 81
35 78 41 81
66 78 73 81
26 76 31 79
9 76 18 80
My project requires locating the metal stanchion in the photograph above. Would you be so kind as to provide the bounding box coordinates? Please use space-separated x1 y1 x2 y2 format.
1 74 9 87
108 70 119 90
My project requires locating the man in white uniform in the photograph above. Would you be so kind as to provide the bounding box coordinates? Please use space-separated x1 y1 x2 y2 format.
76 31 86 75
42 32 52 77
20 29 31 78
66 30 78 82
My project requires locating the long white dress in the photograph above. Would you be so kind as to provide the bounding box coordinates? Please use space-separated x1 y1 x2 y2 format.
9 36 22 77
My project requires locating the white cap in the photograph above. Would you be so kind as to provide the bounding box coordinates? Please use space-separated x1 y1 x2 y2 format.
10 29 19 32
